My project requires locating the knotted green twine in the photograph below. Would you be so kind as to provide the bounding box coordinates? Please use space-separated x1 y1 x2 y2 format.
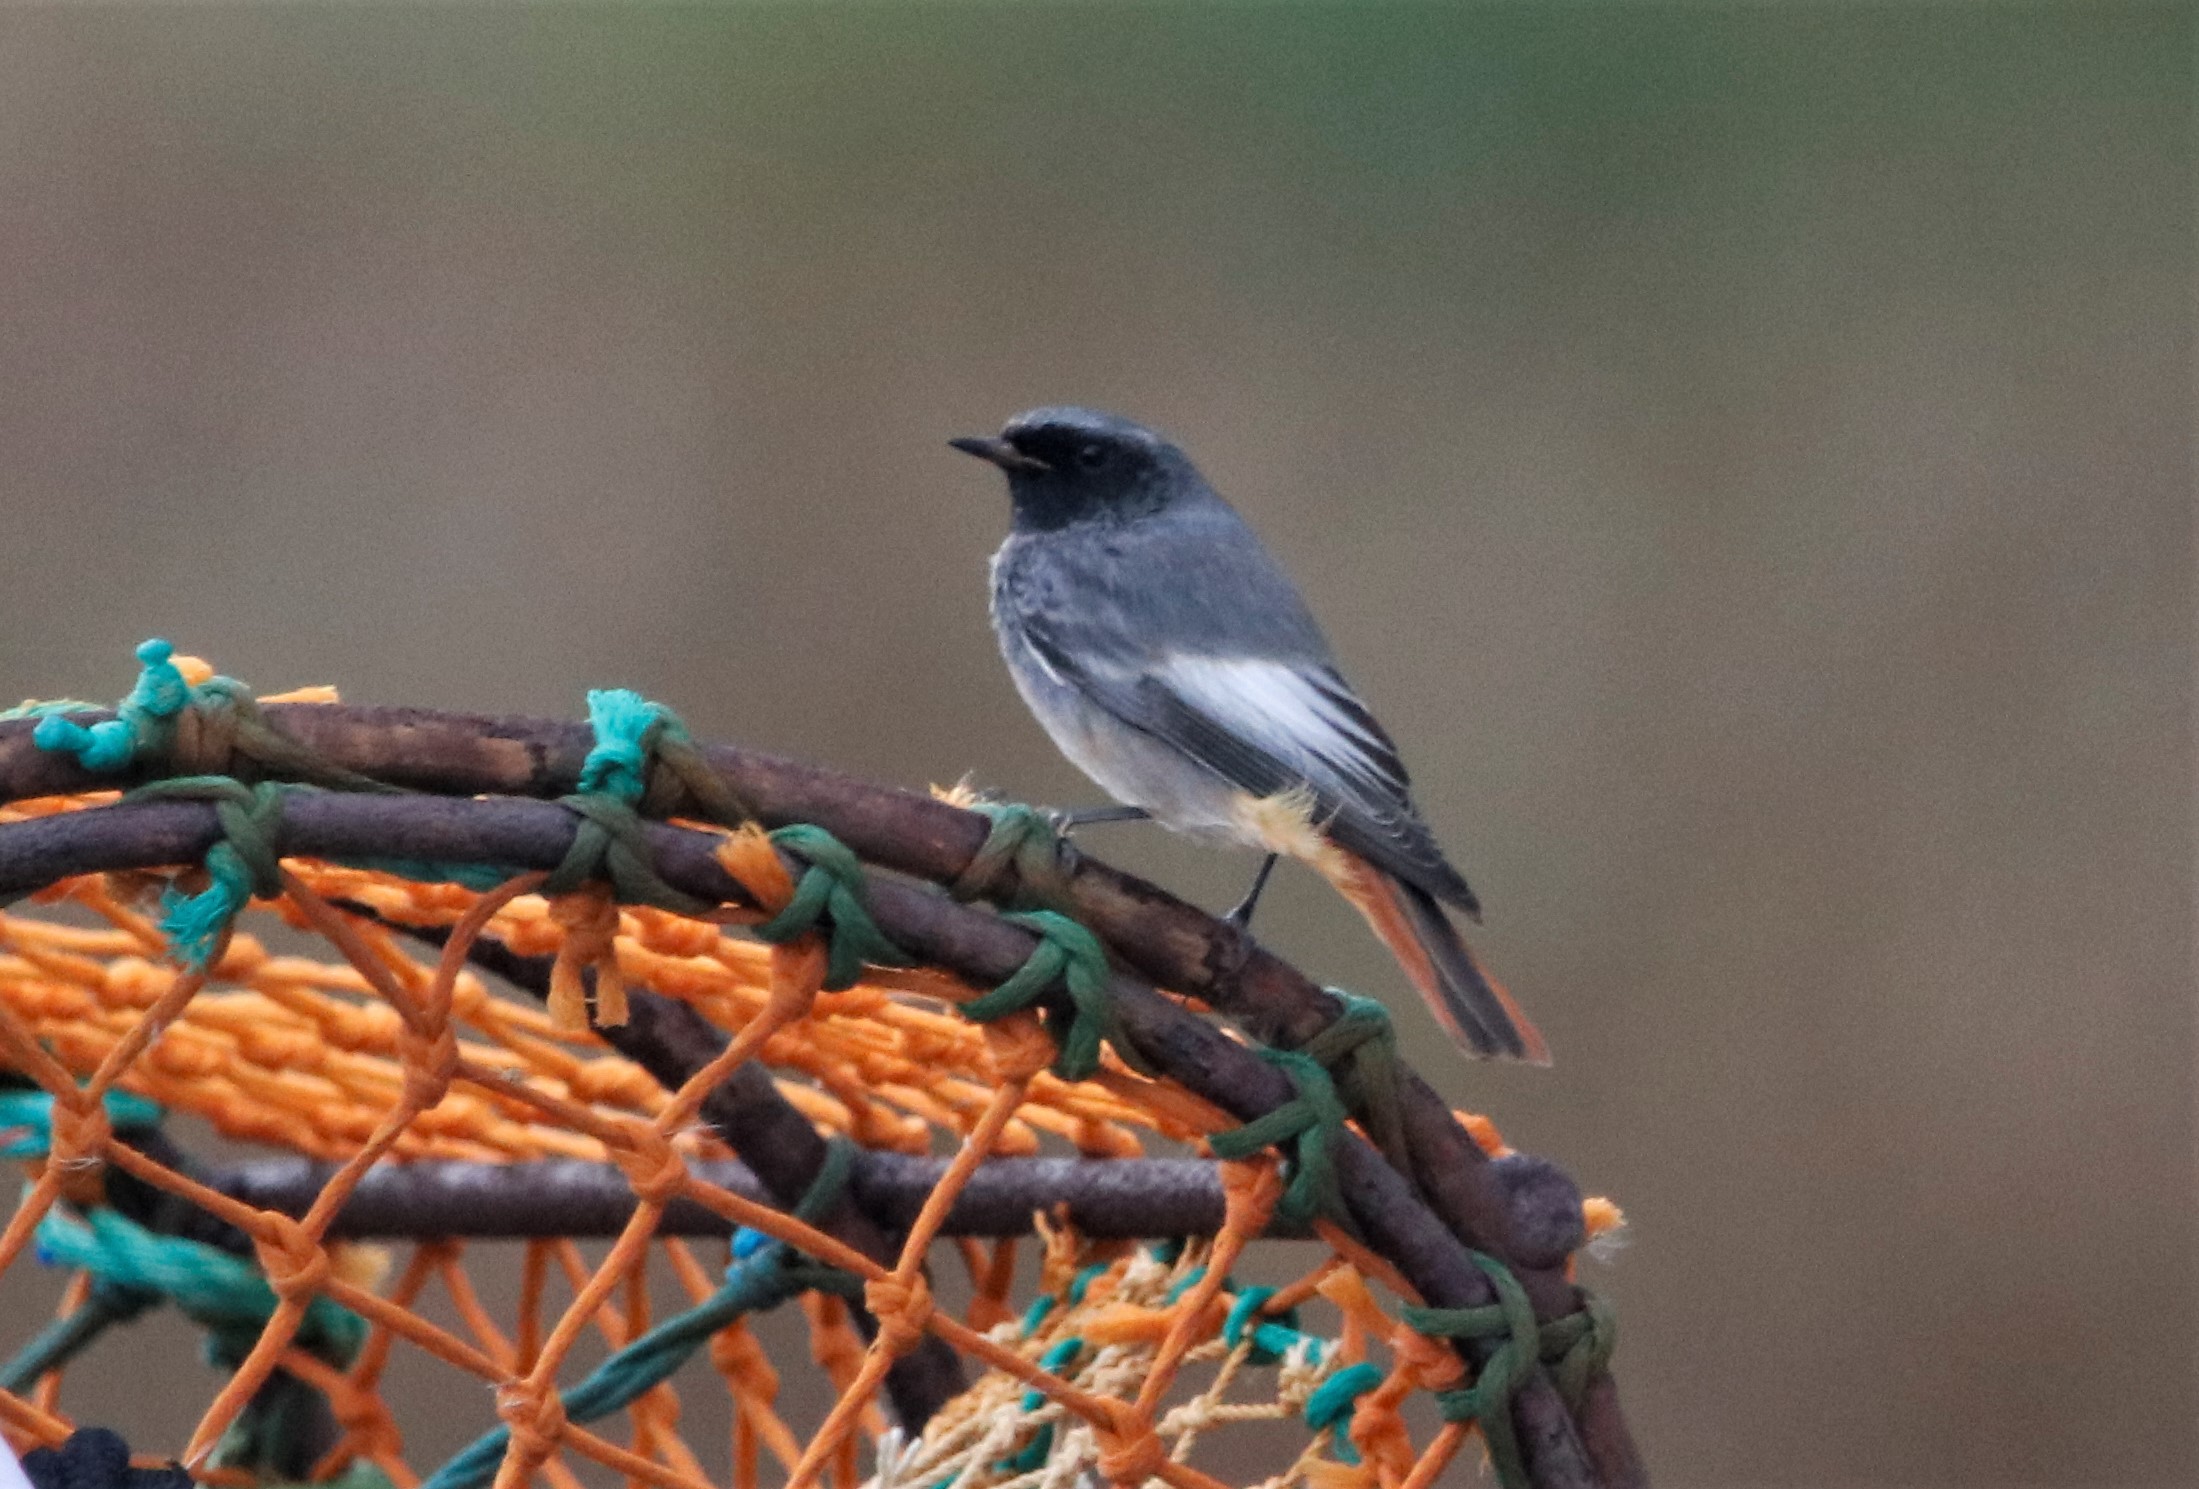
1298 990 1410 1174
948 799 1078 909
748 823 913 990
421 1138 864 1489
1399 1250 1618 1489
124 777 294 970
1207 1046 1348 1228
958 909 1153 1082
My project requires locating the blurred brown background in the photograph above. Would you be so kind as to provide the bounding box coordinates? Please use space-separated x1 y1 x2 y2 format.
0 5 2188 1487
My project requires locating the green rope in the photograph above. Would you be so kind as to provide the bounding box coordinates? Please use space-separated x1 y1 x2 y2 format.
1303 1360 1385 1464
948 800 1077 908
1298 990 1410 1174
957 909 1152 1081
751 824 913 991
1535 1289 1618 1410
1207 1046 1349 1228
420 1137 862 1489
0 1276 160 1391
0 1089 163 1160
1399 1251 1551 1489
32 1207 365 1370
124 777 294 970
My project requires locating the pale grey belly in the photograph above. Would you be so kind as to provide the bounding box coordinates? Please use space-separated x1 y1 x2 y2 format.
998 632 1254 846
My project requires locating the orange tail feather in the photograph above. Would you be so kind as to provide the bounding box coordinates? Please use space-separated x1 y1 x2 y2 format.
1323 854 1550 1064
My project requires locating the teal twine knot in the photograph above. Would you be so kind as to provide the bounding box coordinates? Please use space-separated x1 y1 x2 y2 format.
573 689 671 804
126 776 294 970
542 690 720 915
958 909 1151 1082
1400 1251 1544 1489
32 639 192 772
1207 1047 1348 1228
751 824 911 991
573 686 755 826
26 639 392 793
1304 1360 1385 1464
949 800 1078 908
1222 1284 1309 1367
1299 990 1410 1172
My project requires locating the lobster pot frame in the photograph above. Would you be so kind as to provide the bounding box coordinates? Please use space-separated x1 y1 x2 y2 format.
0 647 1641 1489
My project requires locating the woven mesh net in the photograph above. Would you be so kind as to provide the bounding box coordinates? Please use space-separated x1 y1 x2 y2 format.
0 653 1626 1489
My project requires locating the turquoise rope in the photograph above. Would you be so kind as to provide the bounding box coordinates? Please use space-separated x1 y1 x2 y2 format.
0 1090 163 1159
32 1207 364 1369
31 639 193 772
1222 1284 1315 1367
1303 1360 1385 1464
998 1335 1086 1474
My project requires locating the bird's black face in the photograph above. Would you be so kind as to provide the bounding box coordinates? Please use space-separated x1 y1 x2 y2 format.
951 407 1184 531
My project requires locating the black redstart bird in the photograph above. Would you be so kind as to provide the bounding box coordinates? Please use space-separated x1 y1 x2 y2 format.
952 406 1548 1063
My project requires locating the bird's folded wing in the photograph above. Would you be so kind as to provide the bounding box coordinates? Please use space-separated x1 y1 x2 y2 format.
1017 621 1480 914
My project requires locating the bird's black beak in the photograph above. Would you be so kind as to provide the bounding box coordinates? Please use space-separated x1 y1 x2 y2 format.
949 435 1051 474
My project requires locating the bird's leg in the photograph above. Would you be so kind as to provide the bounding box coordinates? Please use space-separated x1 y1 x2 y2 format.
1045 804 1152 834
1223 853 1280 930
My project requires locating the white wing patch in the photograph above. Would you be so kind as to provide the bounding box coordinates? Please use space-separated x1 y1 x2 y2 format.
1158 655 1395 792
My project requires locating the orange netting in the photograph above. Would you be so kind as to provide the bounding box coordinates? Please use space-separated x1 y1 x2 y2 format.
0 779 1618 1489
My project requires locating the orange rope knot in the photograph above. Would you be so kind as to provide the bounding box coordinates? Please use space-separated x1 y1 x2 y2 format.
547 888 626 1029
494 1380 570 1474
713 825 827 1025
1347 1375 1418 1485
611 1124 690 1209
980 1012 1056 1085
395 1021 461 1111
1216 1156 1285 1237
46 1096 111 1174
1093 1403 1167 1488
862 1274 935 1357
1388 1324 1467 1394
254 1215 333 1304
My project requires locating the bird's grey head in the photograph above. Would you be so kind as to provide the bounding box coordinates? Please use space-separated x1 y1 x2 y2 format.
951 407 1202 531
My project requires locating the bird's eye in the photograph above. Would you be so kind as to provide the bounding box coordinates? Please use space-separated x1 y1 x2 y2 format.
1076 443 1107 470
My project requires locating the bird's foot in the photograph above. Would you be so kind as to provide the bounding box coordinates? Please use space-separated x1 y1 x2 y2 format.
1222 853 1280 931
1042 804 1152 838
